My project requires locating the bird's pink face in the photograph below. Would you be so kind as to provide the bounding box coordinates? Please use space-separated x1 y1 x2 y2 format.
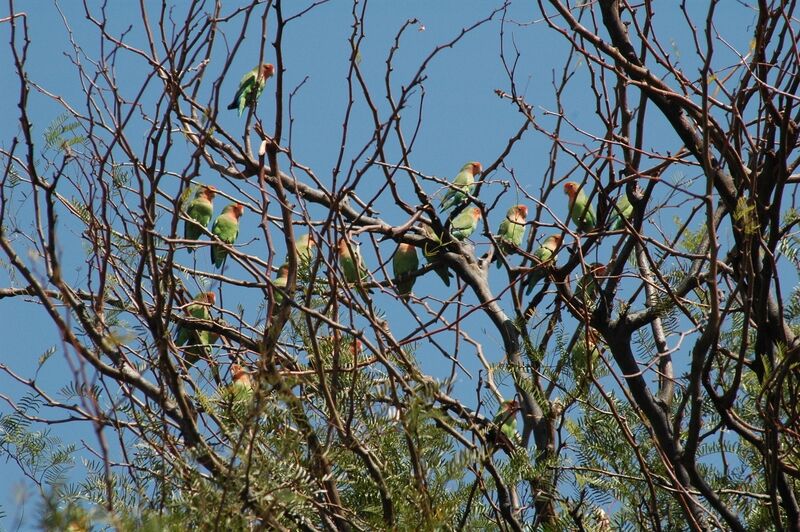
471 162 483 176
552 235 563 247
592 264 607 277
505 399 520 414
352 339 363 355
231 364 249 382
563 182 578 199
232 203 245 219
472 207 482 220
278 265 289 276
262 63 275 79
517 205 529 219
203 186 217 200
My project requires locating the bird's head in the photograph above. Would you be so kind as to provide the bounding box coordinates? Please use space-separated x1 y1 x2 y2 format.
589 262 606 277
548 234 564 248
278 263 289 276
351 339 363 356
230 203 245 219
261 63 275 79
515 204 529 219
231 364 250 384
469 161 483 176
202 185 217 200
202 291 216 305
563 181 579 199
398 242 415 254
502 399 521 414
472 207 482 220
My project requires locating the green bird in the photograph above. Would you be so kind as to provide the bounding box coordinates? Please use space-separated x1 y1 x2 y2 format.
228 363 254 407
608 193 633 231
494 204 529 268
183 185 216 252
525 234 563 295
392 242 419 302
422 224 453 287
491 399 521 453
231 364 253 391
227 63 275 117
571 328 603 394
175 291 216 366
440 161 482 213
211 203 244 268
574 262 606 307
449 207 482 241
294 233 316 266
272 263 289 305
337 238 371 295
564 181 596 232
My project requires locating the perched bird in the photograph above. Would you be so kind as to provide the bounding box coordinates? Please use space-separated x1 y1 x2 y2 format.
392 242 420 302
608 193 633 231
211 203 244 268
494 204 529 268
183 185 216 251
272 263 289 305
422 224 453 287
229 364 254 405
294 233 316 265
574 262 606 307
571 328 604 394
564 181 596 232
227 63 275 117
231 364 253 391
175 291 216 365
490 399 521 453
449 207 482 241
337 238 370 294
525 234 563 295
440 161 482 213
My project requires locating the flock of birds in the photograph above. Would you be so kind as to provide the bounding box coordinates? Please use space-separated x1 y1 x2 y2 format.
174 62 636 413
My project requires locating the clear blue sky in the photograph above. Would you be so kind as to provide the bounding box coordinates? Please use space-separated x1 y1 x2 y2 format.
0 1 761 527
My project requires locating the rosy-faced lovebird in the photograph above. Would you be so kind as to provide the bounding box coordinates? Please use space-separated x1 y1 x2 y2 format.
231 364 253 392
272 263 289 305
211 203 244 268
571 328 603 394
449 207 482 241
564 181 596 232
392 242 419 302
294 233 316 265
524 234 563 295
227 63 275 117
494 204 528 268
229 363 254 405
491 399 521 453
175 291 216 365
574 262 607 306
422 224 453 287
440 161 482 213
184 185 216 252
608 193 633 231
494 399 521 441
337 238 371 296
